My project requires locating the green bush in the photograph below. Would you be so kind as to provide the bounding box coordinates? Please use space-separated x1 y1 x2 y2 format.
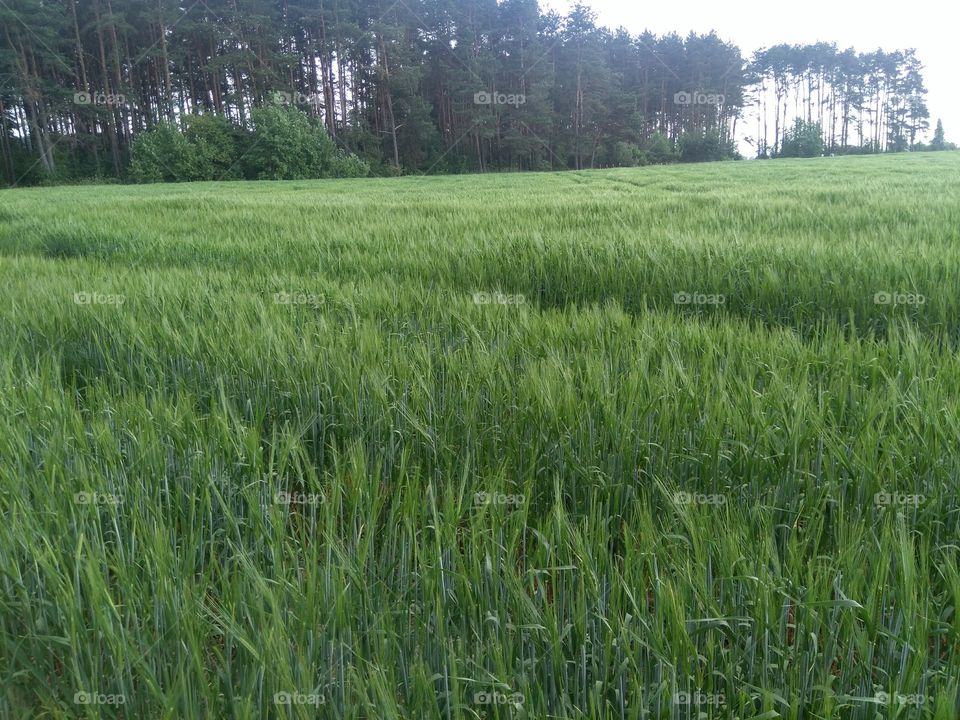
678 129 734 163
130 122 196 183
604 141 642 167
640 132 678 164
128 107 367 183
244 105 336 180
779 119 824 158
330 150 371 178
183 114 246 180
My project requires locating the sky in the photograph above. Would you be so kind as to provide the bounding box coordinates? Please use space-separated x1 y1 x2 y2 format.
541 0 960 147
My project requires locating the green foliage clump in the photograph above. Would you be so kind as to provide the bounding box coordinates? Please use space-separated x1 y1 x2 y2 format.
329 150 371 178
678 129 736 162
779 119 824 158
130 122 197 183
183 114 246 180
129 107 368 183
244 104 337 180
640 132 678 164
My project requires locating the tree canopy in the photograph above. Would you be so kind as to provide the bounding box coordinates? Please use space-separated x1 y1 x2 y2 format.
0 0 944 185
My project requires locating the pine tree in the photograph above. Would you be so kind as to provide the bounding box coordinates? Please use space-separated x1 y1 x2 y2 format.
0 0 938 184
931 119 946 150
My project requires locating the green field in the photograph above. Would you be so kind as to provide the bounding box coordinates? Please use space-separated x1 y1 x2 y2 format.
2 152 960 719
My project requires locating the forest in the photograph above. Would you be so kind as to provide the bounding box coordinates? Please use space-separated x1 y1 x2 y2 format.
0 0 945 185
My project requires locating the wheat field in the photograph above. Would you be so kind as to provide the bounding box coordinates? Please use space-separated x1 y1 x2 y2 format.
1 152 959 718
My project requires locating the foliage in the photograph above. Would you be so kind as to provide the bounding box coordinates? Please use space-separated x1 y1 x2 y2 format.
779 119 825 158
329 151 371 178
677 129 736 162
928 120 956 151
1 0 935 184
130 122 197 183
243 104 337 181
128 109 365 183
931 120 947 150
749 45 929 157
183 114 246 180
640 132 679 164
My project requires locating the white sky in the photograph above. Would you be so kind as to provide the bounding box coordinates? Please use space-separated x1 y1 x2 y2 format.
541 0 960 146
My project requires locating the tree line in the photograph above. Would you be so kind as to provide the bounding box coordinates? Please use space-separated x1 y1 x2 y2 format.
749 44 932 156
0 0 951 186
